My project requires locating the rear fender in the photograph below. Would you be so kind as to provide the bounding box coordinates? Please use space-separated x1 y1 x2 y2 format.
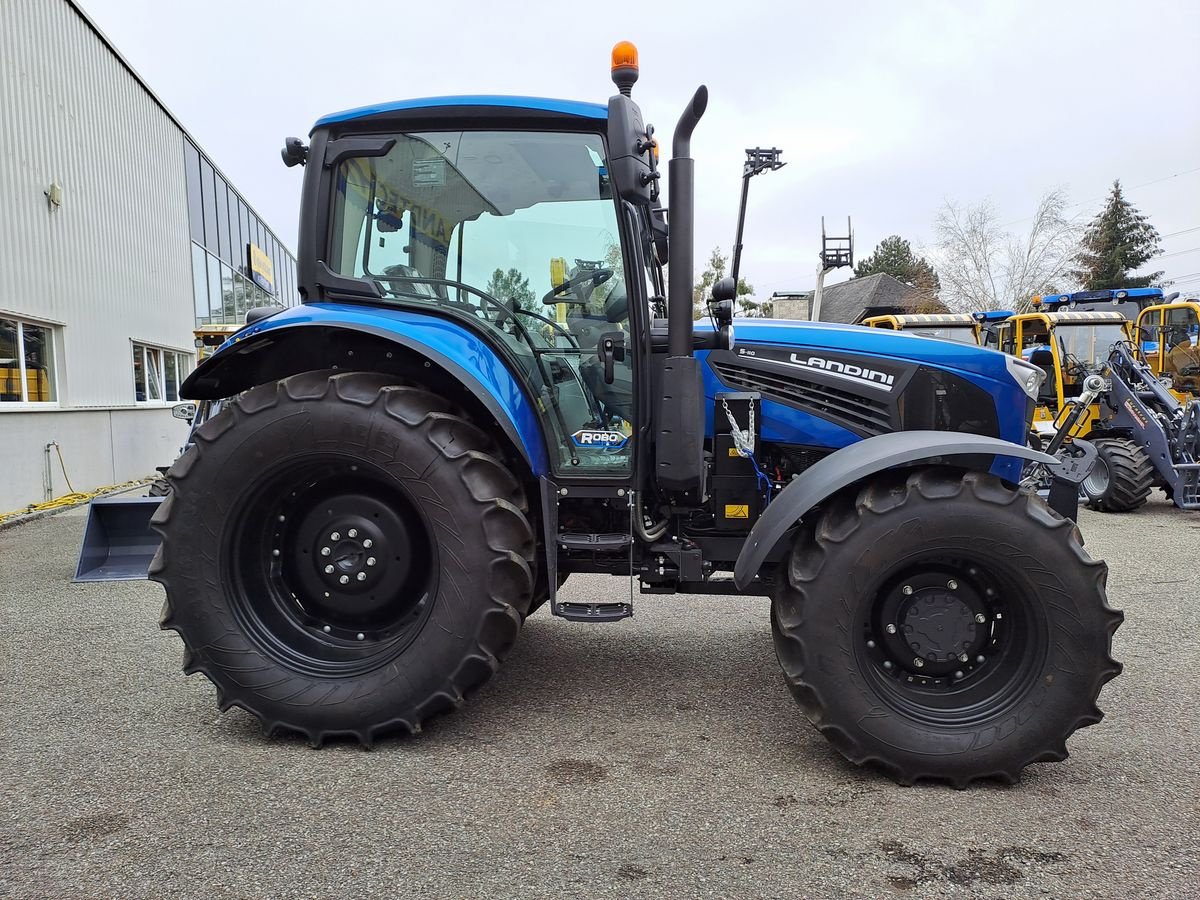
181 305 550 476
732 431 1057 589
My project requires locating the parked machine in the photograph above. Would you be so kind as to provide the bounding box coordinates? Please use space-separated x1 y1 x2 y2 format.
76 44 1122 785
1135 300 1200 397
860 312 982 344
1096 341 1200 510
996 310 1152 510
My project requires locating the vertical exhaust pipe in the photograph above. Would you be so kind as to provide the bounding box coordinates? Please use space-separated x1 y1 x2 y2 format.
667 86 708 358
656 86 710 500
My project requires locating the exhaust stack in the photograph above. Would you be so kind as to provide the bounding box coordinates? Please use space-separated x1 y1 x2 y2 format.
667 86 708 357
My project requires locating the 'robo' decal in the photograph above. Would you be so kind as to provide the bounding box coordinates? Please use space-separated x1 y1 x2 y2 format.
571 429 629 449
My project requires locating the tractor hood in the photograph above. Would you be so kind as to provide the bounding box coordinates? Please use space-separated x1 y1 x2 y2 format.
719 318 1015 383
698 318 1041 474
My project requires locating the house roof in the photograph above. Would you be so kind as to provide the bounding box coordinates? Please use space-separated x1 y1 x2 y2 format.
817 273 942 323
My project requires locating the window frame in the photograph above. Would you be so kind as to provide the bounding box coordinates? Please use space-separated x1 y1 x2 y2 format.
131 341 194 405
0 315 60 408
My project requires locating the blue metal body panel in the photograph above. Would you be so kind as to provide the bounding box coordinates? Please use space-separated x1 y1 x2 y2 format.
700 319 1030 481
315 95 608 128
212 303 551 476
1042 288 1164 306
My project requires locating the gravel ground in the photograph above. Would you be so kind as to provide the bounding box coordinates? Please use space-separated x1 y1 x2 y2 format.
1 497 1198 899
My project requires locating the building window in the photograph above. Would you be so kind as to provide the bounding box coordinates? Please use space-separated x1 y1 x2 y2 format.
1 317 58 404
214 174 232 264
132 342 191 403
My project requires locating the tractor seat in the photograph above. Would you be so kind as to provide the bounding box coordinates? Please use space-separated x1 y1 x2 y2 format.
1028 348 1057 402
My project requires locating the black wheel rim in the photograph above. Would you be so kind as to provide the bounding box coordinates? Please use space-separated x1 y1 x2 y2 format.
855 553 1047 727
225 454 437 677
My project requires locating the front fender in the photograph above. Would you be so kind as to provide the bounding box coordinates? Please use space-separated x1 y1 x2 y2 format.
731 431 1057 589
181 303 550 476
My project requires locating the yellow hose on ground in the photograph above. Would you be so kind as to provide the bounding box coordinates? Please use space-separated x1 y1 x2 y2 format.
0 446 155 526
0 478 153 525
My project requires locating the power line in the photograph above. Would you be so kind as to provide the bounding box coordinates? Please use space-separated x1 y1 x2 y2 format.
1163 225 1200 239
999 167 1200 229
1160 246 1200 259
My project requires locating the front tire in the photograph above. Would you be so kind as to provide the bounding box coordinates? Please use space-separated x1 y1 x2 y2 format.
150 372 535 744
771 469 1122 787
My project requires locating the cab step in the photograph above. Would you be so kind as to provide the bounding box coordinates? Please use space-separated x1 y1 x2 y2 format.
557 532 632 552
555 601 633 622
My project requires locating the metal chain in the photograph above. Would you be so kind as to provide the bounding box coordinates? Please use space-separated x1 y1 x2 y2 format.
721 397 755 457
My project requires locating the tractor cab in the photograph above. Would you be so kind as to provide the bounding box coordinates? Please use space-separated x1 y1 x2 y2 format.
860 312 981 344
996 310 1133 427
1135 301 1200 397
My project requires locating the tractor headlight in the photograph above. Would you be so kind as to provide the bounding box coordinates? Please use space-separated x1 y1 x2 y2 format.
1005 355 1046 400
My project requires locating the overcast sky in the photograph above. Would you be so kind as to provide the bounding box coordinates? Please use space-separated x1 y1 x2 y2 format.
79 0 1200 297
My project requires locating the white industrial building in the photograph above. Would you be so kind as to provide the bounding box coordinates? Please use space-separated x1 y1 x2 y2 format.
1 0 298 513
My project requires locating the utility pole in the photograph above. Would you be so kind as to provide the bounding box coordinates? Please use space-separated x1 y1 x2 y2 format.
809 217 854 321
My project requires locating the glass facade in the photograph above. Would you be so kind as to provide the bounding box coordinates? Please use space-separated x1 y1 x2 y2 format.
183 138 299 327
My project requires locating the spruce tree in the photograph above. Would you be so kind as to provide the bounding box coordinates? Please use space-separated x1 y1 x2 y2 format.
1071 180 1162 289
853 235 941 293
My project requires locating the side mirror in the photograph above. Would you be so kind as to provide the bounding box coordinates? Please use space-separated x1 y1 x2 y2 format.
708 298 733 327
712 276 736 303
172 402 197 421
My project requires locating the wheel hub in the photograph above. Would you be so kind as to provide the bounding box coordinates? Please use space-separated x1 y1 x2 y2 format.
873 570 994 679
901 592 978 667
281 491 421 633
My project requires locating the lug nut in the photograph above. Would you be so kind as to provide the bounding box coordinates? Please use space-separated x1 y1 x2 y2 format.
363 539 373 549
322 625 331 634
954 670 965 679
976 655 986 664
366 557 376 567
356 633 365 641
975 613 987 624
321 547 331 557
947 579 958 590
339 575 350 585
356 572 366 582
278 515 286 522
324 565 334 574
348 528 358 538
913 658 925 668
901 585 913 596
866 640 876 649
886 624 897 634
272 549 280 557
883 661 894 670
959 653 969 663
330 532 340 541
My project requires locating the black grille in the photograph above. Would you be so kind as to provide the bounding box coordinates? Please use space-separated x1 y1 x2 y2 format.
710 360 893 436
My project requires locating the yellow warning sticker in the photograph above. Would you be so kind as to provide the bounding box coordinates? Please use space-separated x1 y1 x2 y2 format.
724 504 749 519
727 447 741 457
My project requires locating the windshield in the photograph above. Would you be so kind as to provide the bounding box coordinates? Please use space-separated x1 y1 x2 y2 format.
326 130 634 475
328 130 623 340
1056 324 1128 368
909 326 977 344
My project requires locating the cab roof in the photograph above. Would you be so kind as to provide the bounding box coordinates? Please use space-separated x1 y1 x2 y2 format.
314 95 608 128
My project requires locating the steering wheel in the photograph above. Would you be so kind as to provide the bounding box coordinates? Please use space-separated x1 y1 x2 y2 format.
541 268 614 305
503 305 579 348
1062 352 1090 380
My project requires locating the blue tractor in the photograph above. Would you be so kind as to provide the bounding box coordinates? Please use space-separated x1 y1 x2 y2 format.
149 44 1121 785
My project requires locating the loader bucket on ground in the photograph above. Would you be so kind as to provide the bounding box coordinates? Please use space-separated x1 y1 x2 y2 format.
73 496 164 582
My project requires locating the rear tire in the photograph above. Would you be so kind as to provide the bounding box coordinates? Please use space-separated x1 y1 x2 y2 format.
150 372 535 744
1082 437 1153 512
771 468 1122 787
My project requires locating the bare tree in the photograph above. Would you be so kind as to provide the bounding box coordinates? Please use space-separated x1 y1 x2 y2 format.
934 190 1079 312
